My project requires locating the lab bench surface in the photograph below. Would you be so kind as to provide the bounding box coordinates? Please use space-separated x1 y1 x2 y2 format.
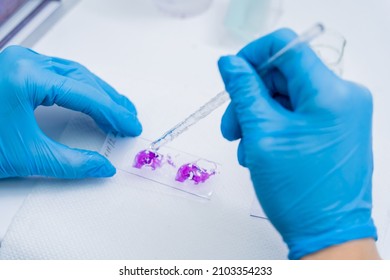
0 0 389 259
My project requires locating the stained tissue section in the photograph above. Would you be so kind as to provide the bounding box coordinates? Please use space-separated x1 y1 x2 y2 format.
133 149 163 170
133 149 216 185
175 163 215 184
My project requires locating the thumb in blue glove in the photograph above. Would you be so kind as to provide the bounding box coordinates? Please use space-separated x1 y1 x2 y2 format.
0 46 142 179
218 28 377 259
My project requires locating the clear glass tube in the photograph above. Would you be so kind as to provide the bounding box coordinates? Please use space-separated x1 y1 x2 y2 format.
150 90 229 151
311 30 346 75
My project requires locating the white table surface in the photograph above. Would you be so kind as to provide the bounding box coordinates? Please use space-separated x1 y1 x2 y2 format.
0 0 390 259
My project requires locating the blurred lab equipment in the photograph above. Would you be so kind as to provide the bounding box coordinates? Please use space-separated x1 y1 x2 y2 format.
311 30 346 75
152 0 213 18
224 0 283 42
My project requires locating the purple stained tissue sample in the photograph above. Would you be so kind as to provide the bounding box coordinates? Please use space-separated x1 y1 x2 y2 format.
175 163 216 184
133 149 163 170
133 149 217 185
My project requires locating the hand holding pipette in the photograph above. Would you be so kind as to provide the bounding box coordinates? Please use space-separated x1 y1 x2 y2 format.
149 23 325 151
218 26 377 260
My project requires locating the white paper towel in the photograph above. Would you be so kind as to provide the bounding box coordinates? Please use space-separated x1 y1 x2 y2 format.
0 114 288 259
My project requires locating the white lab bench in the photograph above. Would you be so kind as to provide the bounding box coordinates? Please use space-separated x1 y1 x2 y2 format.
0 0 389 259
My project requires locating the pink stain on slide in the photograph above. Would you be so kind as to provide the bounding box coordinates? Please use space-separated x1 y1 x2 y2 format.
175 163 215 184
133 150 217 185
133 150 163 170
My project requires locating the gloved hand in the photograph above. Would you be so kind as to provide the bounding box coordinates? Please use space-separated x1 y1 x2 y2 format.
218 29 377 259
0 46 141 179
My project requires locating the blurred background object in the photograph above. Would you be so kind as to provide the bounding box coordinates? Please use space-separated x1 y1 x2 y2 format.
152 0 213 18
224 0 283 42
0 0 29 25
311 30 347 75
0 0 61 49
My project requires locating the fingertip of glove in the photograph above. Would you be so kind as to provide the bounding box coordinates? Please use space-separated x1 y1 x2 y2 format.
123 112 143 137
134 120 143 136
220 121 233 141
96 162 117 177
85 152 116 177
237 141 247 168
218 55 232 67
220 114 240 141
218 55 242 71
122 96 138 116
218 55 254 81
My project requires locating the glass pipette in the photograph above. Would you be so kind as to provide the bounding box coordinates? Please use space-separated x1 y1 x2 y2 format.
150 23 325 151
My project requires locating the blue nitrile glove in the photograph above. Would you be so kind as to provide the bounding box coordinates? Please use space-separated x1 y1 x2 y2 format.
218 29 377 259
0 46 142 179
